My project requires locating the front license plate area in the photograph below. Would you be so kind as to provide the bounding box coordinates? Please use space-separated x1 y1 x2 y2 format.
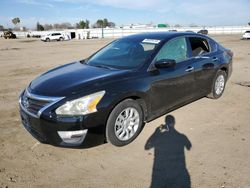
21 110 30 127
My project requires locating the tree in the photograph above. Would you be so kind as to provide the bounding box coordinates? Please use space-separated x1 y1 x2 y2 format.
12 17 20 26
85 20 90 29
94 18 115 28
36 22 44 31
248 22 250 26
103 18 108 27
75 20 89 29
96 19 104 28
76 20 86 29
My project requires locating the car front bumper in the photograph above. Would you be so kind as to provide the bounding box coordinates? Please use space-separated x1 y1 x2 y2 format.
19 102 106 147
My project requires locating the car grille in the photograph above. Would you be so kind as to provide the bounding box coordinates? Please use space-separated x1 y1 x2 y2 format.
20 90 64 118
20 91 50 116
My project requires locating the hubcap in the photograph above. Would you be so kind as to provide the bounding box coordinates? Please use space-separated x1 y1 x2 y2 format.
114 107 140 141
215 75 225 95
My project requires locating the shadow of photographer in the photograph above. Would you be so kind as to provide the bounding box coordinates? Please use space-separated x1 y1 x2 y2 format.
145 115 192 188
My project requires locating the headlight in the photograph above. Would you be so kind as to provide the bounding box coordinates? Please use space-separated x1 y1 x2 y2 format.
55 91 105 116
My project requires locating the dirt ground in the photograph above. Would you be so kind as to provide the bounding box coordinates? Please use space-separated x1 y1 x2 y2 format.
0 35 250 188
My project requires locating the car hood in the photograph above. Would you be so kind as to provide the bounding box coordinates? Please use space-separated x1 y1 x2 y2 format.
29 62 129 96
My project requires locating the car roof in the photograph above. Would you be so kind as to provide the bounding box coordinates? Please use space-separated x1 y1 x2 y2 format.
121 32 209 41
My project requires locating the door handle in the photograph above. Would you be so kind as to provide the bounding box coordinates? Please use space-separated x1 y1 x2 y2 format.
202 63 214 70
185 66 194 72
212 57 218 62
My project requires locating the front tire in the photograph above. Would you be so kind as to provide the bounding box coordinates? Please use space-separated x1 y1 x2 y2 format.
46 38 50 42
106 99 144 146
207 70 227 99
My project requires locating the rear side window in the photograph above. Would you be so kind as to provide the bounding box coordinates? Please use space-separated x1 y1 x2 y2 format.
188 37 210 56
155 37 188 63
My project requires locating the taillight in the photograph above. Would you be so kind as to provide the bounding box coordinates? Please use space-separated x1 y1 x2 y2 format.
227 50 233 57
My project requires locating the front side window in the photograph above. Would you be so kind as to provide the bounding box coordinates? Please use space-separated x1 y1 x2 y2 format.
86 39 160 69
155 37 188 63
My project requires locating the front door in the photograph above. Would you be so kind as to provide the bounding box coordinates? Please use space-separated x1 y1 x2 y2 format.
149 37 196 116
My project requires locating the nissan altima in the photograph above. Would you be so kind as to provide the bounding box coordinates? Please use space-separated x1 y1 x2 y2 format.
19 32 233 147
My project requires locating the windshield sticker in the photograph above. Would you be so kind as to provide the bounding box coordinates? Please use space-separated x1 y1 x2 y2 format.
142 39 161 44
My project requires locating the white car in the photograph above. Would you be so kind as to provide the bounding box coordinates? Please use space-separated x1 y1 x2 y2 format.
41 33 64 42
242 31 250 39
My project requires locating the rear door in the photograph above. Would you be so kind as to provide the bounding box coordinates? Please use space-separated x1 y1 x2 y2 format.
187 37 218 96
149 36 196 116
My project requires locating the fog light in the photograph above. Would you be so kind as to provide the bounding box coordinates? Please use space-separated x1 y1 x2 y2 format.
58 130 88 145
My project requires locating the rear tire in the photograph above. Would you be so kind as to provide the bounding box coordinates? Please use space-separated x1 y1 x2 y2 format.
106 99 144 147
207 70 227 99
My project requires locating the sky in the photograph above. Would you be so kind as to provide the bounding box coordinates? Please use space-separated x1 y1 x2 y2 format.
0 0 250 29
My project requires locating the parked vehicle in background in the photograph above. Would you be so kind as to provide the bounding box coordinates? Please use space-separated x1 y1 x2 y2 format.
41 33 64 42
3 31 16 39
19 32 233 147
198 29 208 35
242 31 250 39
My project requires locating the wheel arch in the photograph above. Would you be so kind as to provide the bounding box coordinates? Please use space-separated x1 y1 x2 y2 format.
108 95 148 123
220 66 228 75
219 66 229 80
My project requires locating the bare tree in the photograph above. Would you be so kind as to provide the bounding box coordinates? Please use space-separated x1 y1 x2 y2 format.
0 25 4 31
108 22 116 28
43 24 53 30
174 24 182 28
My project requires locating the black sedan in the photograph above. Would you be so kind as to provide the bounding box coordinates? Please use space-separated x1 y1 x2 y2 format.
19 32 233 147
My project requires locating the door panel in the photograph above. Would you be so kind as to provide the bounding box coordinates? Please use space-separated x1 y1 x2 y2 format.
193 54 218 96
150 59 195 116
149 36 196 116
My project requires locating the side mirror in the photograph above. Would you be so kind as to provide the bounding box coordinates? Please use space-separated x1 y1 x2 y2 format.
154 59 176 69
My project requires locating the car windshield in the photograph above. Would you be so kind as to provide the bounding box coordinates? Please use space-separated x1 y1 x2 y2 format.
86 39 160 69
